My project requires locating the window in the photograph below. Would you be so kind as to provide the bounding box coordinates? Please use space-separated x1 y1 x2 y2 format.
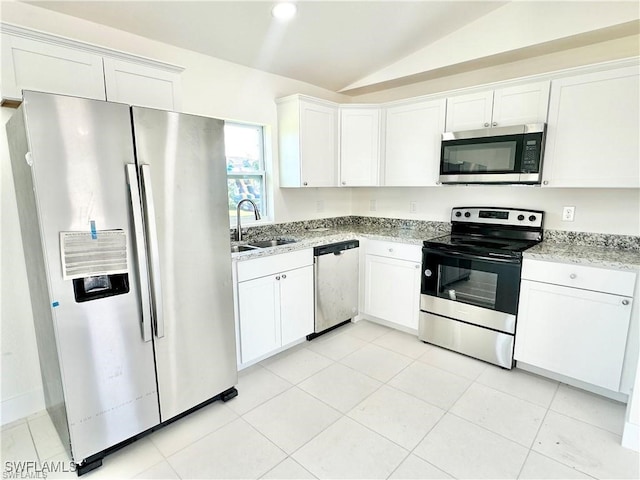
224 122 266 221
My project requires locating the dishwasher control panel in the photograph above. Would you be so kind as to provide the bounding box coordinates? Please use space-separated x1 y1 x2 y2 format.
313 240 359 256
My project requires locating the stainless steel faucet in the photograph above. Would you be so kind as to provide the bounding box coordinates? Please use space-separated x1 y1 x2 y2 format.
236 199 261 241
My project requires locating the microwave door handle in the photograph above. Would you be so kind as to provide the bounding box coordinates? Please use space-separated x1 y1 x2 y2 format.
126 164 153 343
140 164 165 339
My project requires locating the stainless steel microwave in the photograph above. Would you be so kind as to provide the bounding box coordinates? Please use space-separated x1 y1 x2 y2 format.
439 123 546 185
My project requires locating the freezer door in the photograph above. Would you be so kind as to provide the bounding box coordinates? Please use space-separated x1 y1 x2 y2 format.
19 92 160 461
131 107 238 421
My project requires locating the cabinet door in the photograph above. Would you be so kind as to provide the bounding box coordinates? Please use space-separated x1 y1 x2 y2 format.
384 99 446 186
1 34 105 102
492 81 550 127
363 255 421 330
542 66 639 188
339 107 380 186
104 58 182 111
280 265 314 346
300 99 339 187
515 280 632 391
237 275 280 364
445 90 494 131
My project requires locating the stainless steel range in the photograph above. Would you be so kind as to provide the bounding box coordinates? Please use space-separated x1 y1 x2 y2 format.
419 207 544 368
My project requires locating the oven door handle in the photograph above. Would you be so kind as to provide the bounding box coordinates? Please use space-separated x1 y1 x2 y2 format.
423 248 521 265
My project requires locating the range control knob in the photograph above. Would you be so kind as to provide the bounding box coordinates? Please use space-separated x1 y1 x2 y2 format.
529 215 537 222
455 211 462 217
517 214 525 221
464 212 471 218
424 269 433 277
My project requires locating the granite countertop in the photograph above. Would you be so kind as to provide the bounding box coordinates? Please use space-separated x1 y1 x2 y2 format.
524 242 640 271
230 224 447 261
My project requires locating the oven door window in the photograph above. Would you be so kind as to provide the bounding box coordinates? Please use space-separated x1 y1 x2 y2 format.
438 263 497 309
422 250 521 314
441 135 522 174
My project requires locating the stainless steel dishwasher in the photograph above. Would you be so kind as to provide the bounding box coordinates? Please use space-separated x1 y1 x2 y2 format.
309 240 359 340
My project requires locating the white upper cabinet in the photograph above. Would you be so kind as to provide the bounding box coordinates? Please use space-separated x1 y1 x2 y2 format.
384 98 446 186
542 66 639 188
103 58 182 111
1 27 183 111
445 81 550 131
278 95 339 187
445 90 493 132
2 33 106 102
339 106 380 186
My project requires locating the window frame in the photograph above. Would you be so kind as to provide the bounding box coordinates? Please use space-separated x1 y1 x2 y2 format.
224 121 268 226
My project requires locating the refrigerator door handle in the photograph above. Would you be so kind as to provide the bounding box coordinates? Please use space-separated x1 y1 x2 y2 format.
126 164 153 343
140 164 165 339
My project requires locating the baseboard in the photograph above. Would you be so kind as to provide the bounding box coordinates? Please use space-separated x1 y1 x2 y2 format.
516 362 629 403
622 421 639 451
1 388 45 426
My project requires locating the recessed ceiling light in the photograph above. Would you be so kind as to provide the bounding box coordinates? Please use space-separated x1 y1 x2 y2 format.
272 2 297 21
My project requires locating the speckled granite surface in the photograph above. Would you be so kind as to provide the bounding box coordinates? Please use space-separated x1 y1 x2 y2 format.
231 216 449 260
231 216 640 270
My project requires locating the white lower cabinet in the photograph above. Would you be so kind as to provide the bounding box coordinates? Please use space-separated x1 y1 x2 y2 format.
515 259 636 392
362 240 422 331
235 250 314 365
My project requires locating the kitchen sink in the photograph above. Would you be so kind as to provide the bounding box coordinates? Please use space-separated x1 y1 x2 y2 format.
231 239 297 253
230 244 259 253
248 239 297 248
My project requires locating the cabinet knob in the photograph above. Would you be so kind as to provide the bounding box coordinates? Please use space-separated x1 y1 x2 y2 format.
388 248 394 253
282 274 287 279
275 276 281 280
622 299 630 306
303 182 308 186
341 181 346 185
484 122 490 127
569 273 577 279
415 264 420 269
492 122 498 127
543 180 549 185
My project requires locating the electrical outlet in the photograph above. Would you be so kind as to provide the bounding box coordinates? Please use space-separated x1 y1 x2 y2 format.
369 199 377 212
316 200 324 213
562 206 575 222
409 201 417 213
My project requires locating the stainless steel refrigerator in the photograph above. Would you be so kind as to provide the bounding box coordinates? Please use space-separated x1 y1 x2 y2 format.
7 91 238 474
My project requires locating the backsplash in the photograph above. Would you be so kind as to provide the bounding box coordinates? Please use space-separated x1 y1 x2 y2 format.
233 216 640 251
544 230 640 251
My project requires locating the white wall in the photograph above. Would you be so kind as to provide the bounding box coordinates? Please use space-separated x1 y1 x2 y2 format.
351 187 640 235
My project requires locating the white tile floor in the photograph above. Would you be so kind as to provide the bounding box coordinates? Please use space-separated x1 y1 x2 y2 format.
2 320 639 479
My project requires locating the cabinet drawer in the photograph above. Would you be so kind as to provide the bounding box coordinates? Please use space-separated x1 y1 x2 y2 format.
237 248 313 282
521 259 636 296
365 239 421 262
